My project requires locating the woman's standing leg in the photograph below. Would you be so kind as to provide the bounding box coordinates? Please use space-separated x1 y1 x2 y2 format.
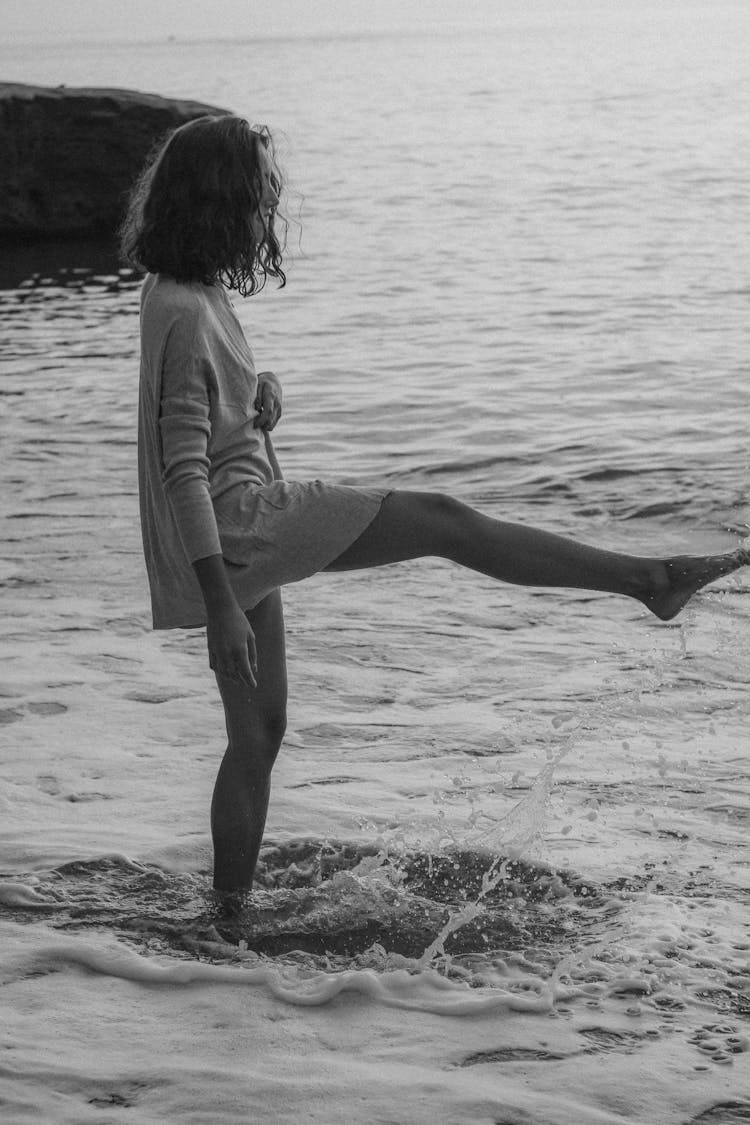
211 589 287 891
328 492 748 620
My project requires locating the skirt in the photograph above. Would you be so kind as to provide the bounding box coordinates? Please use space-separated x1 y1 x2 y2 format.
213 477 390 616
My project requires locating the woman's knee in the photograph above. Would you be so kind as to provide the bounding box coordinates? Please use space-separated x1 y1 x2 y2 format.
240 701 287 755
226 707 286 776
419 491 469 556
219 680 286 753
258 703 287 749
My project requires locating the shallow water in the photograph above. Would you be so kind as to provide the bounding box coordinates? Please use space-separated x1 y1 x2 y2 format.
2 5 750 1123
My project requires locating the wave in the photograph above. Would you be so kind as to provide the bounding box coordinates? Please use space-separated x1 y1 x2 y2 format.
2 844 749 1033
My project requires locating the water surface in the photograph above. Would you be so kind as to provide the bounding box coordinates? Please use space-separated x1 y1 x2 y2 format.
2 7 750 1122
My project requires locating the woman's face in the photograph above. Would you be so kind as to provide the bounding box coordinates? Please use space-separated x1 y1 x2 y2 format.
250 142 280 242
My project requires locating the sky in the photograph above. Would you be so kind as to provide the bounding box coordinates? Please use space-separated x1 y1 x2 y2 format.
1 0 509 45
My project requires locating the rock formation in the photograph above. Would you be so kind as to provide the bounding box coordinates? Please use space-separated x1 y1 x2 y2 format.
0 83 229 242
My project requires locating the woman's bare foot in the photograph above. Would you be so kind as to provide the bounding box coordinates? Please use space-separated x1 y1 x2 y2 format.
640 547 750 621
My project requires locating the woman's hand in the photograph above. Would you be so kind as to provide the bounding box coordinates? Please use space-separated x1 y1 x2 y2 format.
254 371 282 431
206 603 258 688
192 555 258 688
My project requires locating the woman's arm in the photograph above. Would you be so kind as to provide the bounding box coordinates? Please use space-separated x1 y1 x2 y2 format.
158 312 257 685
193 555 257 687
160 394 224 560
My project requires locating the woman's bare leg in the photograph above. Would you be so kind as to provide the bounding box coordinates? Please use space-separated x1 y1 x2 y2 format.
328 491 748 620
211 589 287 892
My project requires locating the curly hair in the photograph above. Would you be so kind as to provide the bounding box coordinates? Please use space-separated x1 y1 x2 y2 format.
119 115 286 297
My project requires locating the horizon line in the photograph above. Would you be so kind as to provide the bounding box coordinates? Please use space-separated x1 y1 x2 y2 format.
1 24 496 51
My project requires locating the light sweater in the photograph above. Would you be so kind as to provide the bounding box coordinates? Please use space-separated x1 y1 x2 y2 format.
137 274 278 628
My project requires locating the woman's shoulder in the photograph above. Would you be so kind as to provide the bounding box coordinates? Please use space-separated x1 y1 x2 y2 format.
141 273 215 315
141 276 224 353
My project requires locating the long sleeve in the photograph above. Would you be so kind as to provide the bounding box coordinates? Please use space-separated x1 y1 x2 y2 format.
158 314 223 563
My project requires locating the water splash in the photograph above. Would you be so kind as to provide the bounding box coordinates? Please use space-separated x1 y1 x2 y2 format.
3 846 749 1044
417 744 570 967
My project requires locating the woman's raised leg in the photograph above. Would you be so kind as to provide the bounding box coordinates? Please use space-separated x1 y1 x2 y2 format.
211 589 287 891
327 491 748 620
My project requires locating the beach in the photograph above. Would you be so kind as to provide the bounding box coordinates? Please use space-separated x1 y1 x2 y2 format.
2 5 750 1122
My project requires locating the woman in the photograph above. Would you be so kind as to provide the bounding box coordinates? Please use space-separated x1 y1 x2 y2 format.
121 114 747 893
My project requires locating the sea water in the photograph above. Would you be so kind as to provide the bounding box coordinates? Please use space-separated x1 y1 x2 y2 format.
2 5 750 1123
